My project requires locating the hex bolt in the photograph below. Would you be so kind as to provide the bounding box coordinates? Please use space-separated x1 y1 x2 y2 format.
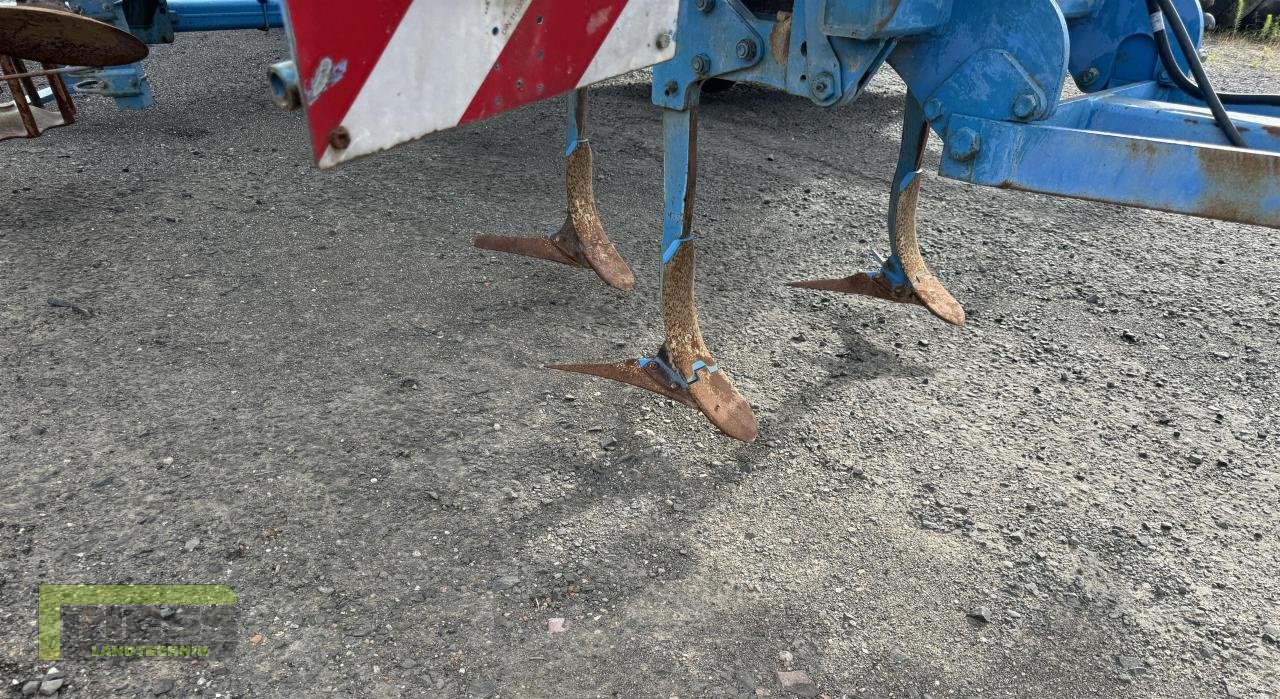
809 71 836 101
695 0 715 12
1012 92 1040 120
664 80 679 96
1079 66 1100 87
736 38 758 62
923 98 944 122
655 33 672 50
328 126 351 150
691 54 711 76
949 128 982 162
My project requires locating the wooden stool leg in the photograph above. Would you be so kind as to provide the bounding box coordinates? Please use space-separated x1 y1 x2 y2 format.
0 55 39 137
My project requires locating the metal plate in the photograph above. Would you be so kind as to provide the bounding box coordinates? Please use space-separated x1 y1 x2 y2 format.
282 0 678 168
0 5 147 66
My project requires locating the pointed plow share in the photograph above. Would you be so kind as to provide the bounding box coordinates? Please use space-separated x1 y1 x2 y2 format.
279 0 1280 442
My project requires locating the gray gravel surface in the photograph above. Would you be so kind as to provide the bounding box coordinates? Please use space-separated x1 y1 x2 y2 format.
1 30 1278 699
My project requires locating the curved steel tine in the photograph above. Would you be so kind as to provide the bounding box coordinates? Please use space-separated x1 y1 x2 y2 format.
474 88 634 291
790 96 965 326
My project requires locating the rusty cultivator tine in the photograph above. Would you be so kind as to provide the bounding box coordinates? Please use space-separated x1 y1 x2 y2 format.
475 88 635 291
790 97 965 326
550 105 758 443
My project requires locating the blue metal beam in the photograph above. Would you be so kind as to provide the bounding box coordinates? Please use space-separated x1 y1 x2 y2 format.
167 0 283 32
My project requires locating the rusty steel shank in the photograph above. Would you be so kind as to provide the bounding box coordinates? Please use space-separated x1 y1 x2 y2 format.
790 97 965 326
475 89 635 291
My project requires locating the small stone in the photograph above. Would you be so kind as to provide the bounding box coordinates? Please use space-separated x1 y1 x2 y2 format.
547 618 566 633
777 650 793 667
1008 531 1025 544
152 679 175 695
183 538 200 552
38 678 63 696
967 606 992 623
1116 656 1146 675
492 575 521 591
21 681 39 697
161 457 174 466
775 670 818 697
1120 330 1139 343
889 648 909 663
600 437 618 450
1187 454 1204 465
318 586 334 594
1261 624 1280 643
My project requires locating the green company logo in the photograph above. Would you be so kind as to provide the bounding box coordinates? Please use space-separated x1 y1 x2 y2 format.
38 584 237 661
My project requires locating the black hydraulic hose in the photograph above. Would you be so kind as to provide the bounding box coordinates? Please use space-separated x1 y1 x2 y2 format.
1146 0 1280 106
1147 0 1247 146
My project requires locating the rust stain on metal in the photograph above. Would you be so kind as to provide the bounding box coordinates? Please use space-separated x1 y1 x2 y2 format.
1265 125 1280 138
1193 146 1280 227
769 12 791 65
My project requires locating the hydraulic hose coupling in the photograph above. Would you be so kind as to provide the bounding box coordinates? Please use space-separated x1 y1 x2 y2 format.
268 60 301 110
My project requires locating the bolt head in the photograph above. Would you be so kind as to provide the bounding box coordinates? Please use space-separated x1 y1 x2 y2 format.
735 38 758 62
691 54 711 76
655 33 672 50
327 126 351 150
923 98 944 122
1080 67 1100 86
695 0 715 12
1012 92 1039 120
664 80 679 96
949 128 982 162
809 71 836 101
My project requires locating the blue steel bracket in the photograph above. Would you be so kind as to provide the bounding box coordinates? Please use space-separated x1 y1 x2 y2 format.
890 0 1069 134
68 0 155 110
656 0 893 110
652 0 763 111
937 82 1280 229
819 0 951 40
1064 0 1203 92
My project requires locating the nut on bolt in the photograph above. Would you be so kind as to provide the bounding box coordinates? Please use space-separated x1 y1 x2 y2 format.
328 126 352 150
735 38 758 62
691 53 711 76
695 0 715 12
809 71 836 101
949 128 982 162
655 32 672 50
1012 92 1040 120
923 98 944 121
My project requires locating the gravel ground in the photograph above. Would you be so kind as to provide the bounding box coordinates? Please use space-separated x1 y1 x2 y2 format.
1 29 1278 699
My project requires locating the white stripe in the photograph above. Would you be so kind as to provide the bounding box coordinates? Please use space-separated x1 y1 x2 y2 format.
319 0 534 168
577 0 678 88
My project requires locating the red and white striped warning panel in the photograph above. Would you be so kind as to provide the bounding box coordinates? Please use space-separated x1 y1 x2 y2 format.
283 0 678 168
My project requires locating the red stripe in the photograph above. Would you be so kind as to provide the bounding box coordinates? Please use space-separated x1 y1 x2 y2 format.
284 0 415 161
459 0 630 125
